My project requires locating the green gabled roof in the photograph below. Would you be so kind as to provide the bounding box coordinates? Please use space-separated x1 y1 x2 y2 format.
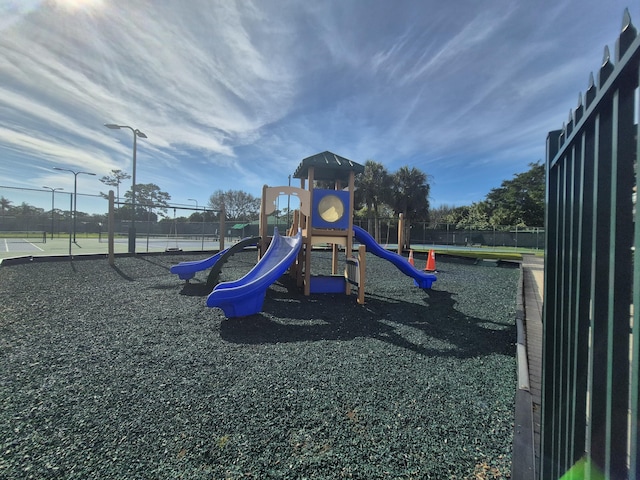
293 151 365 183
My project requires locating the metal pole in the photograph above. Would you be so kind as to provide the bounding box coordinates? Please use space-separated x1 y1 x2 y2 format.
146 207 151 253
130 131 137 253
108 190 115 266
189 198 204 250
43 186 63 240
73 173 78 242
68 193 72 256
53 168 95 244
104 124 147 254
51 189 56 240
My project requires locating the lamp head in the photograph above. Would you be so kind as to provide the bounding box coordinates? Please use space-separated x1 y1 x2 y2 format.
104 123 121 130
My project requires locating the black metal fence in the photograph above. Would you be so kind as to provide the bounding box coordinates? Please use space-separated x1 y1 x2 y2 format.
234 218 544 250
402 222 544 249
542 8 638 479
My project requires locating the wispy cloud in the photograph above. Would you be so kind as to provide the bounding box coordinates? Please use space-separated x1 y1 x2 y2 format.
0 0 634 211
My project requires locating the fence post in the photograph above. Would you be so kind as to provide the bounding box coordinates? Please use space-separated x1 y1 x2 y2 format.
108 190 114 266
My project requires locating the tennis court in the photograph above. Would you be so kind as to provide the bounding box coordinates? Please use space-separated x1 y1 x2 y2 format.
0 229 541 263
0 233 225 260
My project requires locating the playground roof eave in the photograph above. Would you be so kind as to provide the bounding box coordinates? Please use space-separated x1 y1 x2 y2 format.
231 223 250 229
293 151 365 183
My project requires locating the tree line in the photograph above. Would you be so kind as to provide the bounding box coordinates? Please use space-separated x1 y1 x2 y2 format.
429 162 545 228
1 161 544 233
353 160 544 236
96 161 545 229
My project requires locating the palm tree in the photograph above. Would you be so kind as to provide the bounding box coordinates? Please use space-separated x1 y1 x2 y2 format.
355 160 392 242
391 166 430 249
0 196 12 228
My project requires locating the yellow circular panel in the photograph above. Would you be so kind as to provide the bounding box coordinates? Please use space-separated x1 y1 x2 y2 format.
318 194 345 223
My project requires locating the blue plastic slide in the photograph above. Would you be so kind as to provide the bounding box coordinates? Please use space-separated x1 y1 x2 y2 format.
170 250 227 281
207 229 303 318
169 236 260 281
352 225 436 289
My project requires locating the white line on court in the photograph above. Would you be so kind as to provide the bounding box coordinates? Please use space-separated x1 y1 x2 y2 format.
23 240 44 252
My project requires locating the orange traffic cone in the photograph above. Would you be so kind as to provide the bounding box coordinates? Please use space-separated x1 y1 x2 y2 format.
408 249 415 267
425 249 436 272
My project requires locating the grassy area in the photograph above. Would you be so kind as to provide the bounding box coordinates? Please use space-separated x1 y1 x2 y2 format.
411 246 543 262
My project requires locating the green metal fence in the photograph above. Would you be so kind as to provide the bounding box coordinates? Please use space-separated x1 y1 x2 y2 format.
542 8 639 479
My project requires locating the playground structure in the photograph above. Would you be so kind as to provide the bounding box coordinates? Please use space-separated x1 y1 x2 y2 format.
170 151 437 318
259 151 363 297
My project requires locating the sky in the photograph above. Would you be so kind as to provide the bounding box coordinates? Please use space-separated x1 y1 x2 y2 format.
0 0 635 216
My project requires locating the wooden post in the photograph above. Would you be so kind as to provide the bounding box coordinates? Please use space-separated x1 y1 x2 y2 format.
397 213 404 255
333 177 341 276
357 245 366 304
304 166 314 295
108 190 115 266
332 244 339 274
259 184 268 258
345 171 356 294
345 245 366 304
219 204 225 251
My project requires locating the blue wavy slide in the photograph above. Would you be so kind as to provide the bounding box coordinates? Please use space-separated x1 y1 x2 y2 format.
170 250 227 281
207 229 303 318
169 236 260 282
353 225 436 289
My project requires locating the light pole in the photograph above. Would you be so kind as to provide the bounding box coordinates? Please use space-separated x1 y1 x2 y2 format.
53 167 95 242
104 123 148 253
188 198 205 250
42 186 63 240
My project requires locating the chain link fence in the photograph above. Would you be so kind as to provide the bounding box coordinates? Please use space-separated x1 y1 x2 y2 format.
351 218 544 250
1 186 544 255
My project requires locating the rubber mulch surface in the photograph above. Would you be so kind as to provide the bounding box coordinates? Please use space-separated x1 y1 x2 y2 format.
0 250 519 479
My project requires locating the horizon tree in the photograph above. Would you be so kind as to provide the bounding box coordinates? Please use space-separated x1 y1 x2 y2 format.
208 189 260 221
390 166 431 248
122 183 171 221
0 196 12 227
99 169 131 206
435 162 545 228
428 204 458 227
485 161 545 226
355 160 392 242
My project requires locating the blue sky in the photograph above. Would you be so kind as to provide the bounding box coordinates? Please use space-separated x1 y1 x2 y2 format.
0 0 634 215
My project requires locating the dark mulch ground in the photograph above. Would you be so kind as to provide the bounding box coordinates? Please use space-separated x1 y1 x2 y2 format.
0 250 519 479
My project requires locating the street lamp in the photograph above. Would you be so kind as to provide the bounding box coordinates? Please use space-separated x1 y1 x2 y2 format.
42 186 63 240
188 198 205 250
104 123 148 253
53 167 96 242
